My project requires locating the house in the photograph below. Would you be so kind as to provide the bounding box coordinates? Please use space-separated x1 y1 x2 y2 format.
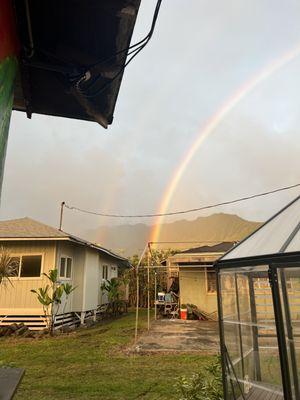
166 242 235 317
0 217 129 329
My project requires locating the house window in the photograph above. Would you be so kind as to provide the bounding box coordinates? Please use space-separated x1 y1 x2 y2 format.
20 255 42 277
102 265 108 280
60 257 72 279
5 254 42 278
206 268 217 293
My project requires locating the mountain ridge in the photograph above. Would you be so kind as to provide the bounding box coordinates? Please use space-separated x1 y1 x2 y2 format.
87 213 262 256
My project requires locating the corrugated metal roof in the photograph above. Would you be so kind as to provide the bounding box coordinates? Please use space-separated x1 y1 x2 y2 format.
221 195 300 261
0 217 127 262
179 242 235 254
13 1 141 128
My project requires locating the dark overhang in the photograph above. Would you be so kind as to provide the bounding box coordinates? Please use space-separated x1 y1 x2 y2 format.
215 251 300 269
12 0 141 128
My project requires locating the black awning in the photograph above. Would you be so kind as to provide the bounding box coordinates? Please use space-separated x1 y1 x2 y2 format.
13 0 141 128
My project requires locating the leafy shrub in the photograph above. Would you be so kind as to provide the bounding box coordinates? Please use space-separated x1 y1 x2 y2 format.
175 357 223 400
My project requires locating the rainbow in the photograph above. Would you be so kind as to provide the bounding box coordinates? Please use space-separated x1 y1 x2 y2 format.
150 44 300 243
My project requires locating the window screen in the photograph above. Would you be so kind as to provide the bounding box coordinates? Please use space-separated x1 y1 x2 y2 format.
60 257 72 278
206 269 217 293
103 265 108 280
60 257 66 277
20 255 42 277
66 258 72 278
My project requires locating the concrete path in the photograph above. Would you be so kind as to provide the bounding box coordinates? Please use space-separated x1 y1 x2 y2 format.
134 319 219 354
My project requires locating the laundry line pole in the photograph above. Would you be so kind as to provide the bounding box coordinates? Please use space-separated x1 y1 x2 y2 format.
134 243 148 344
154 271 157 321
147 243 150 331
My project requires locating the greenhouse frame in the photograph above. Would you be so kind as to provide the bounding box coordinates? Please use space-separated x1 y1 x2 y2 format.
215 195 300 400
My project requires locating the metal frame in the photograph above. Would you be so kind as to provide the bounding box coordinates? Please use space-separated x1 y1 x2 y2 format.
216 256 300 400
268 266 293 399
248 272 261 382
217 195 300 264
274 262 300 399
216 269 229 400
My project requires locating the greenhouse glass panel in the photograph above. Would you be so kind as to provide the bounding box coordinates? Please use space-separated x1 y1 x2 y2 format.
219 266 284 400
278 266 300 400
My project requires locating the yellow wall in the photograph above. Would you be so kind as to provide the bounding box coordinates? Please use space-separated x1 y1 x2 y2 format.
0 240 56 315
0 240 121 316
179 267 218 315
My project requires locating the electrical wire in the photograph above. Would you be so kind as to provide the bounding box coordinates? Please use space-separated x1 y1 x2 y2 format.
64 182 300 218
88 0 162 70
79 0 163 98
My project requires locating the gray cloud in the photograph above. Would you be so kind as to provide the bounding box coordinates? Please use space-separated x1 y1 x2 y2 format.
1 0 300 242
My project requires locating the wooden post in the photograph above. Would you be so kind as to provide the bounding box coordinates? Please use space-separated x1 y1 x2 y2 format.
134 263 140 343
154 271 157 320
80 311 86 325
147 244 150 331
134 243 148 344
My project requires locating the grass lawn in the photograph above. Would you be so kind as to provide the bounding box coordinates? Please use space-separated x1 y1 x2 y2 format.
0 311 216 400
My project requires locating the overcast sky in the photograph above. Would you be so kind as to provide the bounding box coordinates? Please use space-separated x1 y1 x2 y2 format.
1 0 300 239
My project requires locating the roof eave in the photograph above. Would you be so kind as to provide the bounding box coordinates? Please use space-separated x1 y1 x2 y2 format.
215 251 300 269
0 236 127 262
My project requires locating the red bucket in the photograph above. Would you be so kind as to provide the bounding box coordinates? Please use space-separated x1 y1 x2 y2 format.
180 309 187 320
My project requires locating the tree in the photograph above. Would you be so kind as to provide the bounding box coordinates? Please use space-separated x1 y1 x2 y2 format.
31 269 76 334
125 248 178 307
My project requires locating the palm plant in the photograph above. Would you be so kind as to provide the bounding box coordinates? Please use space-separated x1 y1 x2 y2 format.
101 278 121 315
61 282 77 329
31 269 76 333
0 248 19 285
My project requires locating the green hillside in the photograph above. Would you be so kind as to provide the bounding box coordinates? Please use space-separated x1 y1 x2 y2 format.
89 213 262 256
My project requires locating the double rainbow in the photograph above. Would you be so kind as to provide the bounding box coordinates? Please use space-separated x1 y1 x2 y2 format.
150 44 300 243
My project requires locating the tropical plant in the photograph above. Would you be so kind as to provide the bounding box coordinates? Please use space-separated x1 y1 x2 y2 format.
61 282 77 328
31 269 76 334
175 357 223 400
0 248 19 285
101 277 124 315
101 278 121 302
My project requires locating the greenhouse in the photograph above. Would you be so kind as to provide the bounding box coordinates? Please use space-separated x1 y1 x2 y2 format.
215 195 300 400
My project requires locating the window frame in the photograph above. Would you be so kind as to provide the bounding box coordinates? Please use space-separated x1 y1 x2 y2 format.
205 267 217 294
102 264 109 280
8 253 44 280
59 255 73 280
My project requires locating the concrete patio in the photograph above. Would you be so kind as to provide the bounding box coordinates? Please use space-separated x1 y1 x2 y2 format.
134 319 219 353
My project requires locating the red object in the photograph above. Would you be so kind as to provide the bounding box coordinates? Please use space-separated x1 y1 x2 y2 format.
0 0 19 62
180 309 187 320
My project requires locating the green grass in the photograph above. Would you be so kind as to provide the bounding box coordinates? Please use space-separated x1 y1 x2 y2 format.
0 311 215 400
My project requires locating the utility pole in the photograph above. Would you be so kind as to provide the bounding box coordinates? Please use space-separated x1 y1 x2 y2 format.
59 201 65 231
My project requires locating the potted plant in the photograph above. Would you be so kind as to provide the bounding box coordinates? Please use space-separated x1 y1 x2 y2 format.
180 303 188 320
